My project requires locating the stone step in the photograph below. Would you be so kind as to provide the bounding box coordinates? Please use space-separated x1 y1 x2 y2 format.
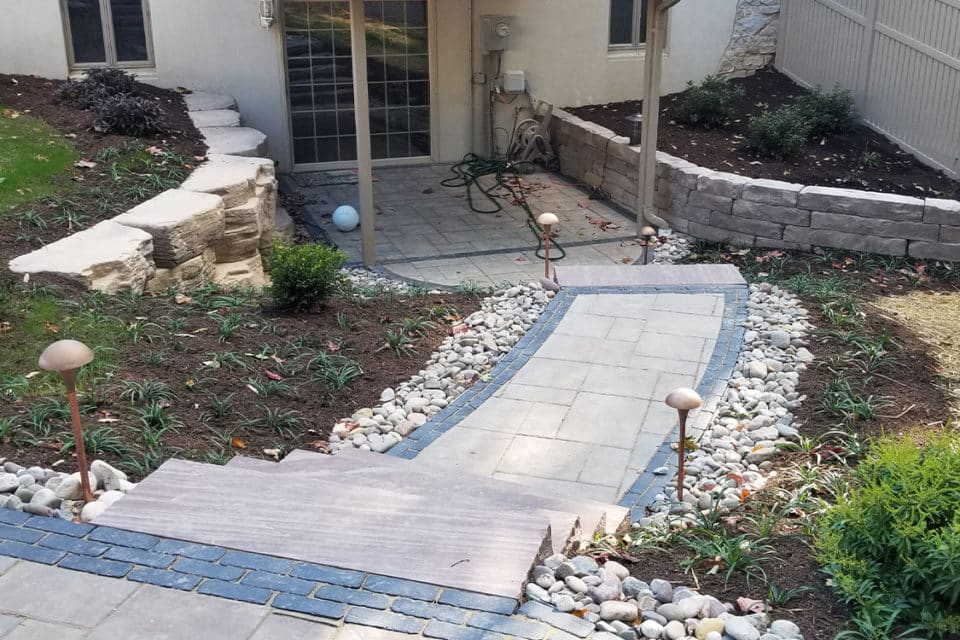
225 452 579 556
253 448 628 546
184 91 237 112
200 127 268 157
189 108 241 128
94 458 553 598
554 264 746 287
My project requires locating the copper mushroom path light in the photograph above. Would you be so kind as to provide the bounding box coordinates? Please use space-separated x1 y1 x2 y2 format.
665 387 702 502
640 225 657 265
537 212 559 279
39 340 95 503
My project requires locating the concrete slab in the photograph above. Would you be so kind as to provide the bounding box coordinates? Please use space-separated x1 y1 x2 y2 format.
185 91 237 112
201 126 269 157
189 108 241 128
555 264 746 287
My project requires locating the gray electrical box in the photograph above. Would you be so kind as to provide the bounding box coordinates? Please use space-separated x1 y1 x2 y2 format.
481 16 512 52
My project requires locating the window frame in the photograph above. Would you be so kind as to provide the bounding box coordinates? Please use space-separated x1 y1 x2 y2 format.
61 0 155 70
608 0 647 51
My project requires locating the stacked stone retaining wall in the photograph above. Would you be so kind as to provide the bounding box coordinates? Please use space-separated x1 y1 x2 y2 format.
550 108 960 261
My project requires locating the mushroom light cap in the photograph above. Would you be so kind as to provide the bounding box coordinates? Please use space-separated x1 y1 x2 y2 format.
38 340 94 372
537 212 560 227
641 225 657 237
664 387 702 411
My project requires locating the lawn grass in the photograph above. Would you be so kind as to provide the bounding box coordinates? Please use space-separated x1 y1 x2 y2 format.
0 106 78 214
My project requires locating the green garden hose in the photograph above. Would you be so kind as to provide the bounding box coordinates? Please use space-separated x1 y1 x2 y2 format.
441 153 566 262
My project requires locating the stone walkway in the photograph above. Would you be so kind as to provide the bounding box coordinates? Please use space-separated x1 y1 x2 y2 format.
284 165 646 287
412 292 724 503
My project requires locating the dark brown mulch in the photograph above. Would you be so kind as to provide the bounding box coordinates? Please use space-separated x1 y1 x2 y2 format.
0 290 476 481
624 535 849 640
565 67 960 199
0 73 207 269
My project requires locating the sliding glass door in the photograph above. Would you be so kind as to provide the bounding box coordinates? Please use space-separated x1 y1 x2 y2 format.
284 0 431 167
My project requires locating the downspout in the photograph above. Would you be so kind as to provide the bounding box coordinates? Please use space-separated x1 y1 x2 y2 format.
469 0 485 156
637 0 681 232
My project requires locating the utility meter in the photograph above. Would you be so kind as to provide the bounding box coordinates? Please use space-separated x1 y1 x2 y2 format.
482 16 513 52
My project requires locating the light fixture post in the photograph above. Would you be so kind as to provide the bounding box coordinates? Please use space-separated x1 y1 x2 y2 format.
640 225 656 265
665 387 702 502
537 212 559 279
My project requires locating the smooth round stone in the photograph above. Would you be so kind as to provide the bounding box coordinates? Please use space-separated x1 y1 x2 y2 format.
602 560 629 580
664 620 685 640
80 500 107 522
599 601 639 622
725 617 761 640
639 620 663 639
582 575 602 587
770 620 801 639
565 576 588 594
553 594 577 612
525 583 551 604
570 555 599 576
656 603 683 622
650 579 673 603
622 577 649 598
554 561 576 579
0 473 18 493
29 488 60 509
588 579 622 603
0 495 23 510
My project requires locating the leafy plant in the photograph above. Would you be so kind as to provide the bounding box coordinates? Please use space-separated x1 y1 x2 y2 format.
216 314 247 342
200 393 235 423
817 436 960 638
140 351 167 366
748 105 813 159
261 407 303 439
767 582 814 607
0 417 21 444
246 377 297 398
795 85 858 138
677 75 744 128
268 241 347 312
94 94 167 137
119 379 174 405
60 426 126 457
136 403 182 432
453 280 490 298
397 315 436 337
379 329 415 357
83 67 138 94
335 311 354 332
313 360 364 394
678 531 776 588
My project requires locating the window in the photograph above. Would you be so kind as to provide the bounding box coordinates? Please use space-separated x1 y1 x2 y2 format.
609 0 648 49
63 0 153 68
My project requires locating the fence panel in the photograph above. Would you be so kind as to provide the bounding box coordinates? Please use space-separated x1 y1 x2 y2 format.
778 0 960 177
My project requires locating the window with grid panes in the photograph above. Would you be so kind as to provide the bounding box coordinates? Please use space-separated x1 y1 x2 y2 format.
63 0 152 68
609 0 648 49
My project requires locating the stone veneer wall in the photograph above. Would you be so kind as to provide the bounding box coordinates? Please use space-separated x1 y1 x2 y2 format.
717 0 781 77
550 108 960 261
9 95 281 293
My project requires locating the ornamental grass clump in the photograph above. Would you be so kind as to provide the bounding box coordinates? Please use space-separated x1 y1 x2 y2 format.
268 241 347 312
816 435 960 639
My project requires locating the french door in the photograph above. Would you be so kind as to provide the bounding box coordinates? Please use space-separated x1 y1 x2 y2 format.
283 0 432 168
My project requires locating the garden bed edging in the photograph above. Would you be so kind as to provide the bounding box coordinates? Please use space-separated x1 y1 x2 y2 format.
550 107 960 261
8 93 281 293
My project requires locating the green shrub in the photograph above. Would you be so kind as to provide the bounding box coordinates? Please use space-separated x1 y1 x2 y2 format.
816 436 960 638
268 241 347 312
795 85 858 138
677 75 744 128
747 105 812 159
93 95 167 137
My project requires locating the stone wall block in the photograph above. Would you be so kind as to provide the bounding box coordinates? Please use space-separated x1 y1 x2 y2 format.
697 172 749 198
741 178 803 206
940 226 960 244
688 221 756 247
113 189 225 268
733 199 810 226
214 255 269 289
676 204 713 225
688 190 734 213
784 227 907 256
8 220 155 293
675 165 710 191
924 198 960 225
810 211 939 241
797 186 924 220
180 154 269 207
710 211 783 239
909 241 960 261
145 248 216 293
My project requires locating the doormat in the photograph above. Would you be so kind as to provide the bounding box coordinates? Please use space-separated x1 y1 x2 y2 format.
290 170 379 188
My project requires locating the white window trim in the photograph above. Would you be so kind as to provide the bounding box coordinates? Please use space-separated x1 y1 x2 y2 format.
61 0 155 70
608 0 647 51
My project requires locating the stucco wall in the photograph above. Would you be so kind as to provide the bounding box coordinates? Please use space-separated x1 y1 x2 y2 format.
0 1 70 78
550 108 960 261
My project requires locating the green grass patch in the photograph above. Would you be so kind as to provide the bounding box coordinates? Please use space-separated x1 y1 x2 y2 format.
0 107 78 214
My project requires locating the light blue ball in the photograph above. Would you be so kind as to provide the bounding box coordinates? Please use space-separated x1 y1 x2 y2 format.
332 205 359 232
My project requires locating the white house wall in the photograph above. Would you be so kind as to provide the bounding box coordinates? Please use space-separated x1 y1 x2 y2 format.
0 0 740 170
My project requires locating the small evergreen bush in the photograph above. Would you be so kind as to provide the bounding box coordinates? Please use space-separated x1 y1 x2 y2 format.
268 241 347 312
795 85 858 138
93 95 167 137
677 75 744 128
747 105 812 159
816 436 960 638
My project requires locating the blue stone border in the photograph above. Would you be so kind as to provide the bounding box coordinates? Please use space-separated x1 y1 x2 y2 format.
389 284 749 518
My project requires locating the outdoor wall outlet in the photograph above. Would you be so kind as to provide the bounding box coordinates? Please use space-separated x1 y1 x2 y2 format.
502 70 526 93
472 71 487 85
481 16 513 52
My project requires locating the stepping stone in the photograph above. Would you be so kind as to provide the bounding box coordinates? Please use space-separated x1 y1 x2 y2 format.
182 154 274 207
113 189 225 268
200 127 268 157
8 220 154 293
555 264 746 287
95 458 552 598
189 109 241 128
184 91 237 112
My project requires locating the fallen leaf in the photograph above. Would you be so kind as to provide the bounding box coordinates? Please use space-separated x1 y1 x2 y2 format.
265 370 284 381
97 418 120 423
24 371 41 379
246 384 259 394
263 448 281 460
184 379 195 388
74 159 97 169
174 293 192 305
231 437 246 449
327 340 340 352
44 322 60 334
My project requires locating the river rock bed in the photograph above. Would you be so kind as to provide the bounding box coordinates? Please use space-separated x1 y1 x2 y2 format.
528 554 802 640
0 458 136 522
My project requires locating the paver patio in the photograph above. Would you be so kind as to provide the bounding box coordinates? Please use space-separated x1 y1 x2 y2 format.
414 292 725 503
285 165 647 286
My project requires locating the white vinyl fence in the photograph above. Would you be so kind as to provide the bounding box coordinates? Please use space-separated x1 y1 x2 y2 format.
777 0 960 178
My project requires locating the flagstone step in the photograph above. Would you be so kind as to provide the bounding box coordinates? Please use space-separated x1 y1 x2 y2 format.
93 458 553 598
554 263 746 287
225 451 578 555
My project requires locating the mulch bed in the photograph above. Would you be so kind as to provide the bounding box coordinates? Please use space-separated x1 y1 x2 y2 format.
0 287 476 481
566 67 960 199
0 73 207 269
